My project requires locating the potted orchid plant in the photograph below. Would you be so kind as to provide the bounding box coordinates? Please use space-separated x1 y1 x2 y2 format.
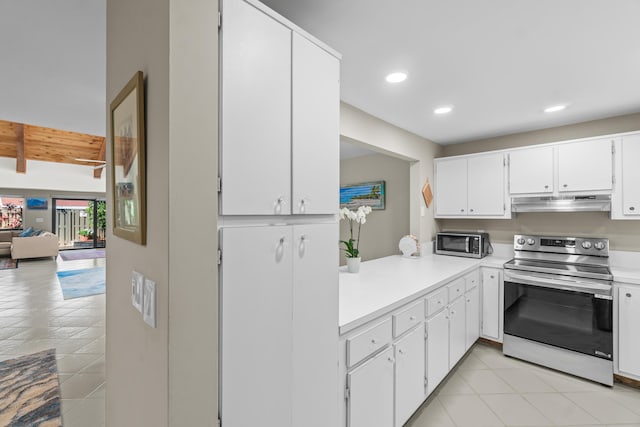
339 205 372 273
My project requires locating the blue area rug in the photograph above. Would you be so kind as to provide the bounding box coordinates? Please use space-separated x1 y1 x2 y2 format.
56 266 105 300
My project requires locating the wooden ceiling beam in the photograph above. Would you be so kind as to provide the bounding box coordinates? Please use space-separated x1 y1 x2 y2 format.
94 137 107 179
15 123 25 173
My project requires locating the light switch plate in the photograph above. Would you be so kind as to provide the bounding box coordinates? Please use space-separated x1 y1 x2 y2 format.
131 271 144 312
143 278 156 328
35 217 44 223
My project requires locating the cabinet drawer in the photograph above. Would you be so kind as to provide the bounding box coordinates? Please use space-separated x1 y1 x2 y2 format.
427 288 448 317
448 278 465 302
465 270 480 291
347 319 392 368
393 300 425 337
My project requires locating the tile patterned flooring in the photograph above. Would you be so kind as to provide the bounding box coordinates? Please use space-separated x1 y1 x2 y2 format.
409 343 640 427
0 256 105 427
3 256 640 427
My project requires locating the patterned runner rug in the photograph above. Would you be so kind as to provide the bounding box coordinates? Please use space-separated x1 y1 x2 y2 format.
0 258 18 270
0 349 62 426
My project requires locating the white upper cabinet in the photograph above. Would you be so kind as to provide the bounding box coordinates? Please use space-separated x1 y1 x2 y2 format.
220 0 340 216
621 134 640 216
292 34 340 215
558 138 614 193
435 157 467 216
467 153 506 215
509 146 554 195
435 153 508 218
220 0 292 215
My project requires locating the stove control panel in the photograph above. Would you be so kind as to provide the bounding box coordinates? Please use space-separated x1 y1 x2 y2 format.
514 234 609 256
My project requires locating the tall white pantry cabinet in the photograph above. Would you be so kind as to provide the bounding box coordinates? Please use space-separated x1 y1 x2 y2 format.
218 1 341 427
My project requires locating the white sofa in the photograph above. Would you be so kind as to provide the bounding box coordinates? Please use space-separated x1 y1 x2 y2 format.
11 232 59 260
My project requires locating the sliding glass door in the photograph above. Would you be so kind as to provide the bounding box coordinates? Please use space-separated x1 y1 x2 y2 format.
52 199 106 250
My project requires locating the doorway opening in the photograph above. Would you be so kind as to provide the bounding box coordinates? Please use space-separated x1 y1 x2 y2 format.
52 198 106 250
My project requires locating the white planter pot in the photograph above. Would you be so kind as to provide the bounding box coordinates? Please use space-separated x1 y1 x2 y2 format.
346 257 361 273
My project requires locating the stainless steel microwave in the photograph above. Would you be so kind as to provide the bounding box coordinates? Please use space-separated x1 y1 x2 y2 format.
435 232 490 258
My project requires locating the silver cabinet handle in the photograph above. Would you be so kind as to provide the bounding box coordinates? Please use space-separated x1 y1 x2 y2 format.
490 275 495 279
627 293 632 298
630 207 636 211
544 185 549 189
563 184 568 188
371 339 377 344
398 349 406 355
387 357 395 363
460 208 464 212
409 316 416 321
470 208 474 212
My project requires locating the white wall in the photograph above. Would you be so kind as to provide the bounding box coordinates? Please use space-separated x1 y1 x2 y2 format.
340 102 443 247
0 158 106 193
340 154 410 263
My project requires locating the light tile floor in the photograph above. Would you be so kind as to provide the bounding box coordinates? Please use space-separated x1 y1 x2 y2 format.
408 343 640 427
0 256 105 427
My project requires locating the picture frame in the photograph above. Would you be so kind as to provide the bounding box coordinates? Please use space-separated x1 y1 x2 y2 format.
26 197 48 210
110 71 146 245
340 181 386 210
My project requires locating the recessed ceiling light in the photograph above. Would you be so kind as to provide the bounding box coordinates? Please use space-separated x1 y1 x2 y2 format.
434 106 453 115
544 105 566 113
385 72 407 83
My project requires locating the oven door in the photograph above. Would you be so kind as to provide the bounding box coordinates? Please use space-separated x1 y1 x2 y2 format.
503 270 613 360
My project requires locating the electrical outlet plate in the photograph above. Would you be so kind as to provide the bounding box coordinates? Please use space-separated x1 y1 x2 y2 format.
143 278 156 328
131 271 144 312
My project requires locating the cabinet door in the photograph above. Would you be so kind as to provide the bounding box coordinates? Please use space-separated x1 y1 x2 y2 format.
449 297 466 368
467 153 505 216
558 139 613 193
465 286 480 351
347 347 394 427
509 146 554 195
481 269 502 342
395 324 426 427
435 158 467 216
220 226 293 427
220 0 292 215
292 223 338 427
619 286 640 377
292 33 340 214
621 135 640 216
426 309 449 395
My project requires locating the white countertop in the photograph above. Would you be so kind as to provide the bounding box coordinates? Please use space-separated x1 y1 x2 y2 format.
612 267 640 285
339 254 510 334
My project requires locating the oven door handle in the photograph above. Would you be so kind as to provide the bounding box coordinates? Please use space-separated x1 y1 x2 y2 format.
504 270 612 297
466 237 470 253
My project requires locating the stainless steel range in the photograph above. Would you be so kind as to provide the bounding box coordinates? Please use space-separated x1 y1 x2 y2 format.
503 235 613 386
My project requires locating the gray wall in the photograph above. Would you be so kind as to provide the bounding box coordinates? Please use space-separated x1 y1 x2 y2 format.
0 188 105 232
106 0 219 425
340 154 410 263
438 112 640 251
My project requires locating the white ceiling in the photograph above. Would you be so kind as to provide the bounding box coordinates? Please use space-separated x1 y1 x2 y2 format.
2 1 639 145
0 0 106 136
261 0 640 144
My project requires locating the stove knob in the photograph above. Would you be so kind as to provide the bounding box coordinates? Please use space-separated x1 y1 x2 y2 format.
526 238 535 245
581 241 592 249
594 241 605 250
517 238 525 245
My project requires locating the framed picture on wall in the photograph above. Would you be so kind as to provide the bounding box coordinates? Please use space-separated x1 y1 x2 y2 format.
26 197 48 210
110 70 146 245
340 181 386 210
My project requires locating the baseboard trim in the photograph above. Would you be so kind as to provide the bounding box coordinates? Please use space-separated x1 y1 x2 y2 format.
477 337 503 349
614 374 640 389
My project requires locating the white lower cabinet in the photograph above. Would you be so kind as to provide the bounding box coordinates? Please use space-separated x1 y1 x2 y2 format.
426 308 449 395
448 296 466 368
395 324 426 427
618 285 640 378
221 224 338 427
347 347 394 427
343 268 486 427
481 268 503 342
465 285 480 349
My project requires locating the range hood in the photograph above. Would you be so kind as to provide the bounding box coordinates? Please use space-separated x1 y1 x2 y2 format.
511 195 611 213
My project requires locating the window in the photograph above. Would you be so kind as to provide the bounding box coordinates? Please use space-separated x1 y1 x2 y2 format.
0 196 24 230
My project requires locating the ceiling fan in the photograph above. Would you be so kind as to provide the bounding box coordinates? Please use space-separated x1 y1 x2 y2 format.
75 158 106 170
